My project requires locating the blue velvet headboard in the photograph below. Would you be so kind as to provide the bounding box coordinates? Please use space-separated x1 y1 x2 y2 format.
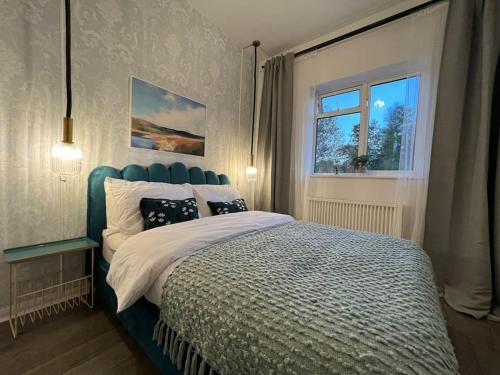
86 162 230 245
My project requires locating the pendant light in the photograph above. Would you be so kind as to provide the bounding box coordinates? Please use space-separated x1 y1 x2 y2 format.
245 40 260 180
52 0 82 175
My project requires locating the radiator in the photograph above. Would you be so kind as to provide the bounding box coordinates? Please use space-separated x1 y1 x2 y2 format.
306 197 403 237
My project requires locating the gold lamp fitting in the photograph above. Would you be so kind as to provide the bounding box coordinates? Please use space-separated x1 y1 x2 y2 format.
62 117 74 144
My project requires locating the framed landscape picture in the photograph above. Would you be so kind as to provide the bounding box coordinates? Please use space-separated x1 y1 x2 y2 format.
130 77 206 156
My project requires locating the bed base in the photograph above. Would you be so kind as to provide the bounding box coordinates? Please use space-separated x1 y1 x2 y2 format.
95 258 180 374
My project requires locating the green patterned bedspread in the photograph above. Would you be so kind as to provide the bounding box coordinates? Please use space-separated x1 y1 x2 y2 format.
153 221 458 374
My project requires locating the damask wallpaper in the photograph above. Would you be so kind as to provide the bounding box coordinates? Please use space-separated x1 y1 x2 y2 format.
0 0 253 315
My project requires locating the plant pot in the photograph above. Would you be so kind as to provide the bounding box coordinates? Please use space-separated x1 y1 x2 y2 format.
355 166 367 173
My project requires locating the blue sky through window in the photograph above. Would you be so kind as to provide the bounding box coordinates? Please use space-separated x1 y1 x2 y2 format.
321 89 360 112
335 112 360 144
369 76 420 126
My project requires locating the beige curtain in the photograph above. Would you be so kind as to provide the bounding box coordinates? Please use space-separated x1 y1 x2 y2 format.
424 0 500 319
256 53 294 213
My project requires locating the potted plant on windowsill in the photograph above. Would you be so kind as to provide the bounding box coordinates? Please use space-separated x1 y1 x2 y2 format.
352 155 369 173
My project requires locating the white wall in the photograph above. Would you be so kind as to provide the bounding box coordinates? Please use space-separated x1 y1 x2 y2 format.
0 0 252 319
307 176 398 203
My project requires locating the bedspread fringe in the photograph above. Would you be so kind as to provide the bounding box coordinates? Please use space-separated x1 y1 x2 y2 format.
153 319 214 375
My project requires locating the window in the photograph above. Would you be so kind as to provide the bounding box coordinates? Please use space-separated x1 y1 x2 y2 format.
314 75 420 174
314 88 362 173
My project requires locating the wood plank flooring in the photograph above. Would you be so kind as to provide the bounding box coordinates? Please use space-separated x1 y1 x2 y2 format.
0 305 159 375
0 301 498 374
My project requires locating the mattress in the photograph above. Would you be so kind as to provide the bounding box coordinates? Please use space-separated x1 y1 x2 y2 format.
102 229 185 307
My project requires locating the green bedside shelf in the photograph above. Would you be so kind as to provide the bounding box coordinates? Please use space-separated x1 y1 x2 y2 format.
4 237 98 264
3 237 99 338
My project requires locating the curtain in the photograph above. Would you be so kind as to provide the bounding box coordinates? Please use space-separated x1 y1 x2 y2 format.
291 75 315 219
424 0 500 319
255 53 294 213
394 4 448 245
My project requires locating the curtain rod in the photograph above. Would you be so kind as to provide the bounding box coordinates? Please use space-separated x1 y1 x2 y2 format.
261 0 444 68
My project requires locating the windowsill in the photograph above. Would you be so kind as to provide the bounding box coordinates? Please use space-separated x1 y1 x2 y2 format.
310 172 414 179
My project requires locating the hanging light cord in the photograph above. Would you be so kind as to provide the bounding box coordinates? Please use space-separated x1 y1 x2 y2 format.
65 0 72 118
250 40 260 160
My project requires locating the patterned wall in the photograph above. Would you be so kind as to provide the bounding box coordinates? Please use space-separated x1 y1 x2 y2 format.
0 0 253 313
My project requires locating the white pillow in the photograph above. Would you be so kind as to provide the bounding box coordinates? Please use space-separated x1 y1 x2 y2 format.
104 177 194 235
189 184 241 218
104 179 122 236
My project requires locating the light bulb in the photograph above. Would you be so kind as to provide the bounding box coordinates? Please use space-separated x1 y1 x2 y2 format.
246 166 257 180
51 142 83 175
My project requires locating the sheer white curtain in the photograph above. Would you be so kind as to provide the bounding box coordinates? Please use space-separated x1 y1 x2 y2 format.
291 70 315 219
291 3 448 245
395 5 448 245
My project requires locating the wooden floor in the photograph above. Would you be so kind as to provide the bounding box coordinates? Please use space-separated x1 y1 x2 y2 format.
0 305 159 375
0 301 499 374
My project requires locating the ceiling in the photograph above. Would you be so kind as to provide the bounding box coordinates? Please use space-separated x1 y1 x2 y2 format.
187 0 406 55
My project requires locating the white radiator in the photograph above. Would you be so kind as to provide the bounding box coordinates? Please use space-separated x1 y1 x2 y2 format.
306 197 403 237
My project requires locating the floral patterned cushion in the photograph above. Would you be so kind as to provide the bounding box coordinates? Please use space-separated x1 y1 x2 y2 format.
207 198 248 216
140 197 199 230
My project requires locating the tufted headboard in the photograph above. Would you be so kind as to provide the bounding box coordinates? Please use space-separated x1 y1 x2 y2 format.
86 162 230 245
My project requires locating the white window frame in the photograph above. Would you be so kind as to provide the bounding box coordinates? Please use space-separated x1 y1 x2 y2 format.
312 72 421 177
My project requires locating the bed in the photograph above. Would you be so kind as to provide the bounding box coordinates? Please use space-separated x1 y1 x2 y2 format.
87 162 458 374
88 162 231 374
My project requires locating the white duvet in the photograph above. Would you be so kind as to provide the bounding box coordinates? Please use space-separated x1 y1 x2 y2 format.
107 211 294 312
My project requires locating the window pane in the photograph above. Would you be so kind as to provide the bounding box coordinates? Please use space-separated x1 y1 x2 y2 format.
321 89 360 112
314 113 360 173
367 76 420 171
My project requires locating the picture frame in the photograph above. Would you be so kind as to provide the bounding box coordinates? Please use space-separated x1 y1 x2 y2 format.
129 76 206 157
